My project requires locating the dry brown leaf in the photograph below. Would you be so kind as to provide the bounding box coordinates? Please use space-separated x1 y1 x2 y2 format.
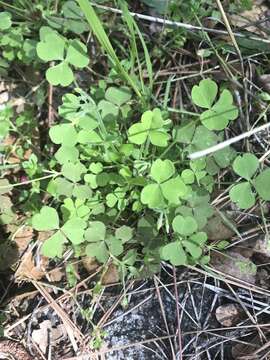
101 263 119 285
15 253 48 281
230 3 268 37
82 256 99 273
48 267 65 282
32 320 67 354
13 226 33 254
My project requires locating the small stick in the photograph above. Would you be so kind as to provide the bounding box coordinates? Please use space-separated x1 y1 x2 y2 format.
189 122 270 160
90 2 270 44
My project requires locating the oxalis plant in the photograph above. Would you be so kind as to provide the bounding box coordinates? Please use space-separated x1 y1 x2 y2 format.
30 76 241 274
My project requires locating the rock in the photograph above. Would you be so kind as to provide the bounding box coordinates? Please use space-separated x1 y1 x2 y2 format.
254 236 270 258
211 251 257 284
204 213 235 241
216 303 242 327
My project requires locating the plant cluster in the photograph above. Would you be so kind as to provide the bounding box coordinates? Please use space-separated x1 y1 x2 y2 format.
0 1 269 278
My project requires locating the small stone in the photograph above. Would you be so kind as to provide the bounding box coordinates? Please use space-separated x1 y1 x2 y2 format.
216 304 242 327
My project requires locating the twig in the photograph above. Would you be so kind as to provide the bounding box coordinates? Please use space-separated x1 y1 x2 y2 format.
90 2 270 44
189 122 270 160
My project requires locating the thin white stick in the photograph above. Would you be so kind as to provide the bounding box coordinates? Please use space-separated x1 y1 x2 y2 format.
91 2 270 44
189 122 270 160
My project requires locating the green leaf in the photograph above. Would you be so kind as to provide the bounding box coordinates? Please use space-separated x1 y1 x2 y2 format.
107 236 123 256
46 62 74 86
201 90 238 130
106 193 118 208
85 221 106 242
128 108 169 147
72 184 92 200
183 240 202 259
85 242 108 263
0 12 12 30
63 1 88 34
181 169 195 184
90 162 103 174
77 130 102 144
42 231 66 258
160 176 187 204
115 225 133 243
105 86 132 106
191 78 218 108
32 206 59 231
37 32 65 61
47 177 74 197
233 153 259 180
66 39 89 68
161 241 187 266
150 159 175 183
55 145 79 164
174 120 196 144
62 161 87 182
172 215 198 236
229 182 256 209
254 168 270 201
141 183 165 209
49 124 77 146
61 217 86 244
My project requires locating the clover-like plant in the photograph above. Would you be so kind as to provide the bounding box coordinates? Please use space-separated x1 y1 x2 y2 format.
128 108 170 147
229 153 270 209
36 26 89 86
191 78 239 130
141 159 187 209
161 215 208 265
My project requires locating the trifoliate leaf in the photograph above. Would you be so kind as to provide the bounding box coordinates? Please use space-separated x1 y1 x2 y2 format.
105 86 132 106
85 221 106 242
46 62 74 86
32 206 59 231
55 145 79 164
66 39 89 68
37 32 65 61
229 182 256 209
201 89 238 130
172 215 198 236
41 231 66 258
115 225 133 243
84 174 98 189
62 161 87 182
61 217 86 244
0 12 12 30
128 108 169 147
161 241 187 266
106 193 118 208
62 1 88 34
191 78 218 108
150 159 175 183
254 168 270 201
233 153 259 180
